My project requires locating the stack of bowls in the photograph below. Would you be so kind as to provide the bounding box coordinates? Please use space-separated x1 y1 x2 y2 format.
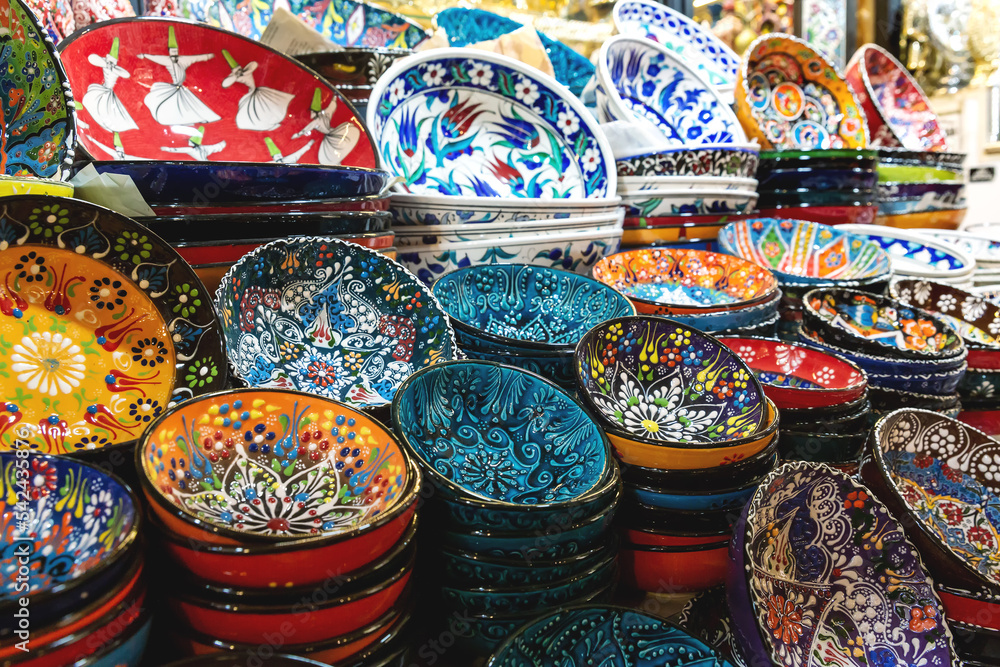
720 336 871 472
296 48 414 120
875 149 968 229
391 361 620 656
0 453 148 667
590 247 781 336
919 230 1000 291
367 49 623 282
430 264 635 389
864 409 1000 665
136 389 421 664
574 316 778 594
799 287 967 416
718 218 894 339
755 149 879 225
839 224 976 288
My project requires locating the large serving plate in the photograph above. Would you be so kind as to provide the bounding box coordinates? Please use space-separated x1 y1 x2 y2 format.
0 195 226 455
368 49 613 199
597 36 744 146
60 17 376 167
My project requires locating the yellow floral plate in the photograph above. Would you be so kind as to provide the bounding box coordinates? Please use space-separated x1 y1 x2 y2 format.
0 195 226 455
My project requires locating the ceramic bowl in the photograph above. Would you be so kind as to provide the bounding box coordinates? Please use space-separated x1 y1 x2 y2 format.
590 247 778 316
295 48 414 88
780 391 871 432
664 289 782 334
735 33 868 150
622 189 758 218
172 232 395 266
621 539 730 593
868 385 961 413
143 210 392 245
839 225 975 281
146 193 391 218
846 44 948 151
616 144 760 179
877 147 966 169
368 49 614 199
618 175 758 192
620 435 779 492
778 429 868 463
393 209 623 238
719 336 868 409
718 218 892 285
214 237 456 408
389 193 624 226
759 148 877 170
756 189 876 208
878 199 967 217
0 453 139 635
438 539 616 588
596 36 744 146
451 337 577 389
432 8 595 97
878 163 962 182
60 18 376 168
878 181 966 204
754 203 878 227
392 360 610 506
728 461 959 667
756 166 878 192
0 195 226 459
626 472 764 512
671 587 746 665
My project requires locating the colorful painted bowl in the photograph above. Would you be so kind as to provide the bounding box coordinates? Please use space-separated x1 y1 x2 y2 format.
575 315 768 445
718 218 892 284
736 33 868 150
172 231 395 266
868 385 961 414
621 539 730 593
877 147 965 169
626 472 763 512
0 196 226 457
780 390 871 432
295 47 414 89
864 410 1000 629
756 189 875 209
388 193 624 226
433 8 595 97
147 193 391 218
662 289 782 334
596 36 744 146
486 605 735 665
846 44 948 151
878 181 966 203
214 237 456 408
759 148 877 169
392 360 610 506
802 287 966 361
0 454 139 635
60 18 376 167
878 163 962 182
368 49 614 199
591 247 778 316
621 434 779 492
621 189 758 218
728 461 959 667
0 176 73 198
616 144 760 179
839 225 975 282
719 336 867 409
137 387 418 548
0 0 75 180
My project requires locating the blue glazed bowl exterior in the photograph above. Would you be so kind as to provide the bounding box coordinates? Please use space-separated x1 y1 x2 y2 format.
756 166 878 191
455 343 577 390
627 482 759 512
668 292 781 332
439 541 615 588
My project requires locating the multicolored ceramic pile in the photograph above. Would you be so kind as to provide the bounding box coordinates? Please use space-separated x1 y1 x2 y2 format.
391 360 620 654
874 148 968 229
574 316 779 595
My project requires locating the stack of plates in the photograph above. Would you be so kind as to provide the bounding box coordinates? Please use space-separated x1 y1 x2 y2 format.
839 224 976 288
919 230 1000 290
367 50 623 283
875 149 968 228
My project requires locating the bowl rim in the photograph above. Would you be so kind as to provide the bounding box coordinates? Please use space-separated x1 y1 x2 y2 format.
621 538 730 552
440 550 618 596
798 326 970 373
440 492 618 540
295 46 417 59
618 435 780 482
440 534 616 569
431 263 636 353
759 148 878 160
890 277 1000 351
391 359 613 509
135 387 422 545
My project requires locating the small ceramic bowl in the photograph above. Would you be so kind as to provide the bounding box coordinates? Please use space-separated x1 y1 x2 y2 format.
719 336 868 409
868 385 960 415
616 144 760 179
839 226 974 283
296 48 414 88
590 247 778 315
621 539 729 593
449 336 578 389
666 290 781 334
625 473 763 512
876 147 965 169
780 392 871 433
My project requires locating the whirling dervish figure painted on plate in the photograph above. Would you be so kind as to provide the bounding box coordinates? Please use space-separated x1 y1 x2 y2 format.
265 136 313 164
162 125 227 160
139 26 221 126
292 89 360 165
221 49 294 131
82 37 138 134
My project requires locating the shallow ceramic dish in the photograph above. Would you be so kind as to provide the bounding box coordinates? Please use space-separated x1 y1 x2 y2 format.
719 336 867 409
921 231 1000 266
756 166 877 191
60 18 376 167
616 144 760 178
612 0 740 89
718 218 892 284
576 315 769 445
728 461 959 667
486 604 735 666
622 189 758 218
0 0 75 179
0 196 225 455
839 224 975 280
392 360 610 505
597 36 744 146
433 8 595 97
295 48 414 89
142 210 392 244
846 44 948 151
215 237 455 408
368 49 614 199
736 33 868 150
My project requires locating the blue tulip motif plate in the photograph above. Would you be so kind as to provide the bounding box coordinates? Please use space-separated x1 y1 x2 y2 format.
367 49 615 199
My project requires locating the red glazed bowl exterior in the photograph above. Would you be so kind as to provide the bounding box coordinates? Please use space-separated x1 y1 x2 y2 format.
620 541 729 593
754 204 877 226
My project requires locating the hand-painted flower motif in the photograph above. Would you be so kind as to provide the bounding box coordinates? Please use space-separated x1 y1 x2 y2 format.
556 108 580 136
89 277 127 310
131 337 166 367
908 606 937 632
114 231 152 265
14 251 46 283
172 283 201 318
513 77 539 105
11 331 86 397
185 357 218 389
467 61 493 86
766 594 805 645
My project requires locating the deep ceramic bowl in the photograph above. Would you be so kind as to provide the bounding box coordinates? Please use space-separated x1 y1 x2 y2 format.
735 33 868 150
438 539 616 588
431 264 635 352
719 336 868 409
214 237 456 408
718 218 892 285
616 144 760 179
295 48 414 88
754 203 878 227
590 247 778 315
137 388 418 546
575 315 768 445
802 287 966 361
756 166 878 192
0 454 139 635
621 539 730 592
392 360 610 506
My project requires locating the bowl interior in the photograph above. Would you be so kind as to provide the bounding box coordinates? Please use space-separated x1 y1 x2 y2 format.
721 336 866 392
861 46 947 151
393 361 608 505
890 279 1000 349
139 389 411 539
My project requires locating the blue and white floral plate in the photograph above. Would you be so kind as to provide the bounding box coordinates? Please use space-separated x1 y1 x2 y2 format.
840 224 975 284
622 188 758 217
367 49 615 199
596 36 744 147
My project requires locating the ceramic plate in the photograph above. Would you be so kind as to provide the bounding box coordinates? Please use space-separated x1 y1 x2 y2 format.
0 196 226 454
730 462 958 667
368 49 614 199
838 225 974 279
597 36 743 146
921 231 1000 266
59 17 376 167
612 0 739 88
214 237 456 408
0 0 75 179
